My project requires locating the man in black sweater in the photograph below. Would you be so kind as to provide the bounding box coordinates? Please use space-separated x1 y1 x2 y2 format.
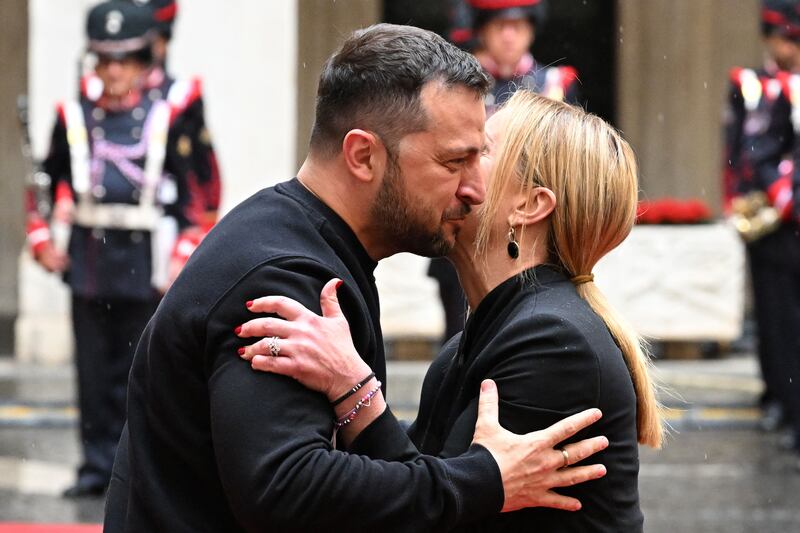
105 24 607 532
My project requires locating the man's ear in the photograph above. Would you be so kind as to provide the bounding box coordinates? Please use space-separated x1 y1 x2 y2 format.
508 187 556 227
342 129 385 183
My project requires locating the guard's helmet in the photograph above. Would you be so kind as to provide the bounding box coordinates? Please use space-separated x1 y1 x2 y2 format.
762 0 800 41
87 0 155 62
124 0 178 40
469 0 546 31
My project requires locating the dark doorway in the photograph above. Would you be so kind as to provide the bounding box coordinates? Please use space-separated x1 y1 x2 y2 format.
382 0 617 124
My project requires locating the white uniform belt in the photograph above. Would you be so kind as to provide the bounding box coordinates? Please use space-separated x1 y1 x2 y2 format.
73 203 163 231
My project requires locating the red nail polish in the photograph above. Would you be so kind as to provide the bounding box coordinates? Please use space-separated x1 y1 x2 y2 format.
238 347 245 356
246 300 253 308
335 280 343 290
234 326 242 335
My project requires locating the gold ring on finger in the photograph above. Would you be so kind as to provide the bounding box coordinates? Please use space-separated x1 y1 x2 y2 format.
559 447 569 469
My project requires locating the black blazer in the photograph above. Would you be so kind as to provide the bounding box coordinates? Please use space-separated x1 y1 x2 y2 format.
354 265 644 532
104 179 503 532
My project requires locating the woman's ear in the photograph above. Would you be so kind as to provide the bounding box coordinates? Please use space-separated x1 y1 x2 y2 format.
508 187 556 227
342 129 385 184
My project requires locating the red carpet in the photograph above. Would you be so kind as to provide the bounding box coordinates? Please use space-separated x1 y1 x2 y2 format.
0 525 101 533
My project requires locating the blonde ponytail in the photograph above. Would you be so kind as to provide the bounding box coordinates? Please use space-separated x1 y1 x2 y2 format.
479 91 663 448
577 283 663 447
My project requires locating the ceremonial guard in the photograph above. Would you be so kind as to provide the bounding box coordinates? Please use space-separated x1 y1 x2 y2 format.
469 0 581 112
724 0 800 469
127 0 222 268
782 8 800 470
430 0 582 345
25 1 197 496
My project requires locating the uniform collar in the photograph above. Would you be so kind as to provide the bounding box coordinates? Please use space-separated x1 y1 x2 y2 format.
479 52 535 80
96 88 143 112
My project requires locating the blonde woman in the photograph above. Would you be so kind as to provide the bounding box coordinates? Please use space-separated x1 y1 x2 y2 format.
238 91 662 531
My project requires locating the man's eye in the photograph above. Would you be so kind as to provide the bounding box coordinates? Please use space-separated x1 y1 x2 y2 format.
444 159 466 173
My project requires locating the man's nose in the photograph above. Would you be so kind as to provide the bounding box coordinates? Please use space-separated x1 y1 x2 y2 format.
456 160 486 206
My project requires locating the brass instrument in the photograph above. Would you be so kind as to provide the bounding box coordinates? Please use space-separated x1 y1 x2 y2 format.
729 191 781 242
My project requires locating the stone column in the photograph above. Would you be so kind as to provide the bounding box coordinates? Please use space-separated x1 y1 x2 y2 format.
616 0 762 211
0 0 28 355
295 0 381 168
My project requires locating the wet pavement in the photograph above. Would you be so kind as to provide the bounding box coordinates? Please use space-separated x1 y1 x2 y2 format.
639 430 800 532
1 355 799 531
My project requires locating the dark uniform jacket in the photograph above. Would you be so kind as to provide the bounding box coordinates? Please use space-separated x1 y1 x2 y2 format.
106 179 503 532
482 53 582 113
723 66 794 210
39 88 192 301
355 265 643 532
147 65 222 226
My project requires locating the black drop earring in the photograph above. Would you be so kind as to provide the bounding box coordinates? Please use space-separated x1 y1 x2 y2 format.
507 226 520 259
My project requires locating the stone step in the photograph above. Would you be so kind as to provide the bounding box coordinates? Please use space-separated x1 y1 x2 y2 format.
0 355 765 428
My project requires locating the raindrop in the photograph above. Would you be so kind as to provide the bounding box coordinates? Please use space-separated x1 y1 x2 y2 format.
657 113 664 123
703 82 708 89
103 237 107 244
663 55 667 60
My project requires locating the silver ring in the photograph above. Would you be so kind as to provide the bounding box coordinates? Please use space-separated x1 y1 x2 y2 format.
559 447 569 469
267 336 281 357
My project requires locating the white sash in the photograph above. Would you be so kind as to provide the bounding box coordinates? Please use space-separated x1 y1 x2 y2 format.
64 98 177 290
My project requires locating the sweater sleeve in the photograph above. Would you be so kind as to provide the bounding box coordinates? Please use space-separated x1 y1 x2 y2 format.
349 334 461 461
206 259 503 532
163 117 193 230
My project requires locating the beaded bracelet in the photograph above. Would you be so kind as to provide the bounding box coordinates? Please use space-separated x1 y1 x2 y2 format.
331 371 376 407
333 381 382 429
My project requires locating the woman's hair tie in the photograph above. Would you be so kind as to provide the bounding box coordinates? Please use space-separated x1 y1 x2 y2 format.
571 273 594 285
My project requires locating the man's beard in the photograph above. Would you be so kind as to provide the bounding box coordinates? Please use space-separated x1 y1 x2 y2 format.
370 156 470 258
